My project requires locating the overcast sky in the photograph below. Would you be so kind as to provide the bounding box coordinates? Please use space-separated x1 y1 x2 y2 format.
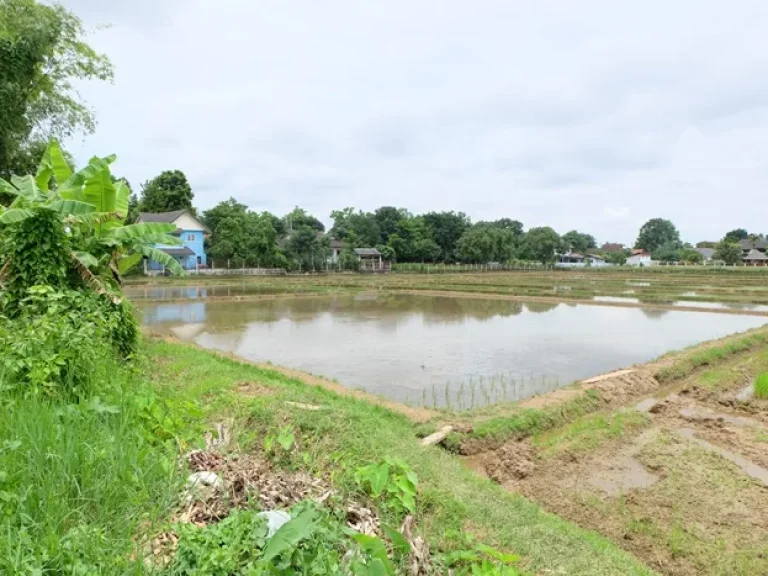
63 0 768 245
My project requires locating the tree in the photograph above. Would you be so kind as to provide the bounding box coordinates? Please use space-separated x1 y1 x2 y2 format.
723 229 749 243
561 230 597 253
422 211 471 261
679 248 703 264
635 218 680 253
139 170 195 214
476 218 524 237
0 0 113 177
284 206 324 233
456 225 516 263
604 251 627 265
696 241 716 248
518 227 561 264
652 240 683 262
374 206 410 242
714 240 743 265
386 216 437 262
329 207 380 246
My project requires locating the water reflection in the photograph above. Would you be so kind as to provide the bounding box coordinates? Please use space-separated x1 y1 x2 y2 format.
139 294 766 408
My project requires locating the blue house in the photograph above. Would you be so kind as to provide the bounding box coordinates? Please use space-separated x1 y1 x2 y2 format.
137 210 209 272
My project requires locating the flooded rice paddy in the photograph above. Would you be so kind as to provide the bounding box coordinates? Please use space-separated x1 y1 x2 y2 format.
137 291 766 408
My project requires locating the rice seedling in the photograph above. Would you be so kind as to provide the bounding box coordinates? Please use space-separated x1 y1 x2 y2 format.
755 372 768 399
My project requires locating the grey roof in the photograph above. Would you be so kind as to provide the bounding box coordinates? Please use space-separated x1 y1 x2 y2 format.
695 247 715 259
744 248 768 261
354 248 381 256
139 210 187 223
138 210 210 233
739 238 768 250
159 246 195 258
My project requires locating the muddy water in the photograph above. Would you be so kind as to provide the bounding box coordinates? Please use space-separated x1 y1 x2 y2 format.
137 292 766 408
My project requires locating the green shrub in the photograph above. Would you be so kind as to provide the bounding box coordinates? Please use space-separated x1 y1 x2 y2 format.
166 501 403 575
0 286 138 396
755 373 768 400
0 377 180 574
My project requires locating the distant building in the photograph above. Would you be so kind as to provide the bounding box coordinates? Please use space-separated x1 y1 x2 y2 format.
354 248 389 272
743 248 768 266
329 239 345 264
739 239 768 265
137 210 209 272
695 247 715 262
626 250 652 266
600 242 624 253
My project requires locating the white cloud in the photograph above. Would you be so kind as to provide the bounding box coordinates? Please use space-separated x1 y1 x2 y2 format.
62 0 768 244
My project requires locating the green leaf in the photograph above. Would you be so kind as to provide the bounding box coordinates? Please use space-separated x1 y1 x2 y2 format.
369 558 388 576
114 180 129 220
0 178 18 197
48 140 73 185
0 209 34 224
262 507 318 563
48 200 97 215
82 167 116 213
137 246 185 276
370 463 389 497
59 155 116 200
475 544 520 565
73 251 99 269
107 222 177 242
10 175 45 202
381 524 410 555
117 253 142 274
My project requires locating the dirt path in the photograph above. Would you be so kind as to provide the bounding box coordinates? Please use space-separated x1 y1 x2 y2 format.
150 333 438 423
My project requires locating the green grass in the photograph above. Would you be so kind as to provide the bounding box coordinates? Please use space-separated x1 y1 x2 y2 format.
754 372 768 399
144 338 656 575
533 411 650 458
0 366 182 574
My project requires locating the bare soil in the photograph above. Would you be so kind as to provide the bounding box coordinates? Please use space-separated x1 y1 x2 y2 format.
466 344 768 575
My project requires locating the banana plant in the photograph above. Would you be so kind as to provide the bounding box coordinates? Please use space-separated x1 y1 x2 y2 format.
0 140 185 282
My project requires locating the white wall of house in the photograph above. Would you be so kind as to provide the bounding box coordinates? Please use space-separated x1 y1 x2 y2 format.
626 254 653 266
174 212 207 231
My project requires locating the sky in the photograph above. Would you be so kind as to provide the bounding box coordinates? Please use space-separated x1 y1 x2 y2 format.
63 0 768 245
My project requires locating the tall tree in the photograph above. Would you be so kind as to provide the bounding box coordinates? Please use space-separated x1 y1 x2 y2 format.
561 230 597 253
329 207 380 246
475 218 524 237
422 211 470 261
0 0 113 177
714 241 743 265
634 218 680 253
456 225 516 263
139 170 195 213
518 227 561 264
374 206 410 242
723 228 749 243
284 206 324 233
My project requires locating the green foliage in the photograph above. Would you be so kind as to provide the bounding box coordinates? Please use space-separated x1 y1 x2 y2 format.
0 0 113 179
561 230 596 254
456 225 517 263
264 424 296 462
285 206 325 233
652 240 684 262
635 218 680 253
1 207 71 314
517 227 561 264
330 207 380 246
374 206 410 242
166 502 402 575
422 211 471 261
355 458 418 516
0 373 180 574
440 536 522 575
754 372 768 400
679 248 703 264
723 228 749 243
714 240 743 265
139 169 195 213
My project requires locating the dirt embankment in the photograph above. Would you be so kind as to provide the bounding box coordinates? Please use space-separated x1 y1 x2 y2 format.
464 335 768 576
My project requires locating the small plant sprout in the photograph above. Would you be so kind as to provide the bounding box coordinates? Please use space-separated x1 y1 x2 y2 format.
755 372 768 400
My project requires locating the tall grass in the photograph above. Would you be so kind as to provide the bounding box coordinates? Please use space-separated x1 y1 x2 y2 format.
755 372 768 400
0 361 181 574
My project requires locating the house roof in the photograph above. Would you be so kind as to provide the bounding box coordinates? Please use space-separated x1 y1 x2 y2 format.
159 246 195 258
627 252 650 259
600 243 624 253
138 210 210 233
354 248 381 256
744 248 768 261
588 254 606 261
695 247 715 259
739 238 768 250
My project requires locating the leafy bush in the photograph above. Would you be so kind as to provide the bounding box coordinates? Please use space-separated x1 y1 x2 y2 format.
755 372 768 400
0 286 138 396
355 458 418 516
166 501 402 575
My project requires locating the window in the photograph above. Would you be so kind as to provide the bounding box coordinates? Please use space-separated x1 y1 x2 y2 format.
187 233 195 241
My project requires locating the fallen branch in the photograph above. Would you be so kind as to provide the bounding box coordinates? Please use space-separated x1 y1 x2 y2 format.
420 425 454 446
